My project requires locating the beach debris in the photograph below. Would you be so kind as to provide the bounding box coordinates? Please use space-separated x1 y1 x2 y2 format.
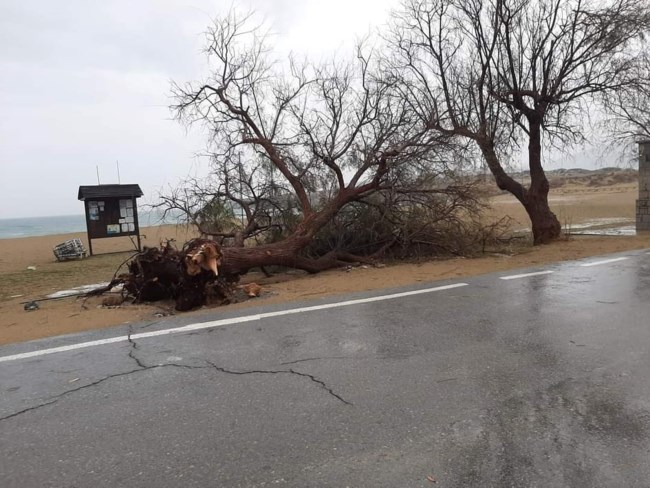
24 301 39 311
26 266 37 271
242 283 262 298
9 294 24 299
53 238 87 261
47 282 117 299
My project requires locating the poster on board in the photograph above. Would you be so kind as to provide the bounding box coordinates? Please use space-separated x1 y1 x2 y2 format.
89 202 99 221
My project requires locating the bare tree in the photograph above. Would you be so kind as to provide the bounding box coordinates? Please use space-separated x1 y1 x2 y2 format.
602 54 650 158
389 0 650 243
157 155 291 247
167 10 463 274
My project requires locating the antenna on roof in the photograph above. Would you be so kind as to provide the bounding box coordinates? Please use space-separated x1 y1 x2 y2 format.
116 160 121 184
96 165 101 185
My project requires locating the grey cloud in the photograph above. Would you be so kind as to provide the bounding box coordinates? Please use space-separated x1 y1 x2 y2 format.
0 1 206 75
0 0 397 218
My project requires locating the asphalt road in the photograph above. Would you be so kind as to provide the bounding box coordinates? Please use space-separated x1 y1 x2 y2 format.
1 250 650 487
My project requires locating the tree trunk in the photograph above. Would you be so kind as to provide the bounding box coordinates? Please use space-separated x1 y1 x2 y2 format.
478 128 561 245
219 191 372 275
523 191 562 244
478 139 526 201
219 237 310 275
526 123 561 244
219 238 372 275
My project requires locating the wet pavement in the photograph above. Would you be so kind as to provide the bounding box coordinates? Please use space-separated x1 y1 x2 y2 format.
1 250 649 487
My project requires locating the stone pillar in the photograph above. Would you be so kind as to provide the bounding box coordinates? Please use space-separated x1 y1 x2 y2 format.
637 141 650 232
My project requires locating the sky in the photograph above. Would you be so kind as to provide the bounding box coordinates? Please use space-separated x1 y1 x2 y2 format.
0 0 397 218
0 0 626 219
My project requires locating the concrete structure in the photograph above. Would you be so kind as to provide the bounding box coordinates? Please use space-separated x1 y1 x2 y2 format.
637 141 650 232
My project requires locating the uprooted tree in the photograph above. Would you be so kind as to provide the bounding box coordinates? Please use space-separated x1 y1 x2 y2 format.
387 0 650 244
160 10 485 275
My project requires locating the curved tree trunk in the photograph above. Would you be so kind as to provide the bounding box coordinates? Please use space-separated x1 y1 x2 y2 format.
524 190 562 244
478 129 561 245
218 192 376 275
526 123 561 244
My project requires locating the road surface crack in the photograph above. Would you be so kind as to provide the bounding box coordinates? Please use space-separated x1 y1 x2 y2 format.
0 368 148 421
0 363 208 421
205 360 352 405
1 359 351 421
280 356 352 365
127 326 149 369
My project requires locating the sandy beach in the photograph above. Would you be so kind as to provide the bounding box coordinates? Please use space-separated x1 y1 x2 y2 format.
1 180 649 346
0 224 200 274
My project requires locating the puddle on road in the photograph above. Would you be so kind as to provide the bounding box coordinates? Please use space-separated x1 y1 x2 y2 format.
567 218 636 236
513 218 638 237
570 226 637 236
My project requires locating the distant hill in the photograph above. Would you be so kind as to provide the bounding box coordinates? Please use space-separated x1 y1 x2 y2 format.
476 167 638 196
547 168 638 187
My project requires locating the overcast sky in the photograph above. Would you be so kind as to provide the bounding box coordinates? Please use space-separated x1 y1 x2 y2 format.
0 0 399 219
0 0 619 219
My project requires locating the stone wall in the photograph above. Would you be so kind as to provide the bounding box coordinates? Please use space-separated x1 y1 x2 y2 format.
638 141 650 232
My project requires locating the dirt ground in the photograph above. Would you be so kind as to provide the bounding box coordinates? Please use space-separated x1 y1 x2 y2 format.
1 182 648 346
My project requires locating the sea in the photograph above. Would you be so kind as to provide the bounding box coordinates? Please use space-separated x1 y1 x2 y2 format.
0 211 176 239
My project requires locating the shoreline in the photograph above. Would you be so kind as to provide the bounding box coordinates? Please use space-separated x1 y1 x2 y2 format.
0 212 177 240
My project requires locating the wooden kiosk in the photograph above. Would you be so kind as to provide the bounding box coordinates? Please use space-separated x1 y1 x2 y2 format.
78 184 143 255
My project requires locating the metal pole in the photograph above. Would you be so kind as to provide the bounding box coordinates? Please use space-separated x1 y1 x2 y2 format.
84 200 94 256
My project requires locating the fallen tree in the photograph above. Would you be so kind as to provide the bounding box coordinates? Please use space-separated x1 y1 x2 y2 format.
159 9 474 274
97 195 512 311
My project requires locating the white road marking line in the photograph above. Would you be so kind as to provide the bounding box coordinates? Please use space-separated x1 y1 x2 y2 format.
499 270 554 280
579 257 629 267
0 336 126 363
0 283 468 363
